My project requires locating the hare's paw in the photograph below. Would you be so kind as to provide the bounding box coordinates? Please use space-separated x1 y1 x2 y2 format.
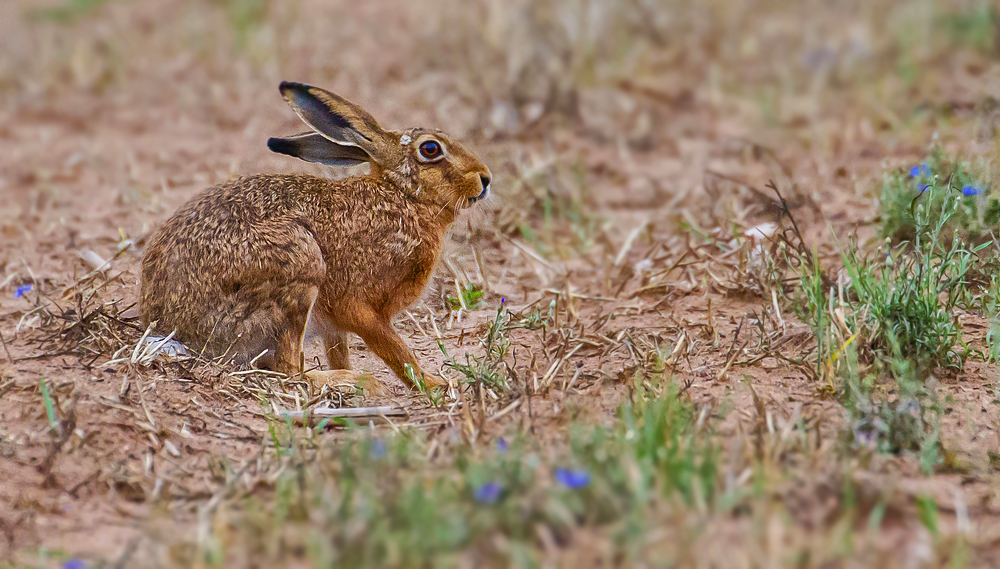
416 372 449 390
304 368 356 388
306 369 387 396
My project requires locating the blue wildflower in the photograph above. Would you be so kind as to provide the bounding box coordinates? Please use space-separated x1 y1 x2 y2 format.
917 184 929 192
909 162 931 178
554 468 590 489
474 481 502 503
496 437 508 452
62 560 86 569
962 185 983 196
369 438 386 459
14 284 31 298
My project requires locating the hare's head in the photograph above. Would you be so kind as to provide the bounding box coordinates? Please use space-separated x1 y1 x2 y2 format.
268 82 491 213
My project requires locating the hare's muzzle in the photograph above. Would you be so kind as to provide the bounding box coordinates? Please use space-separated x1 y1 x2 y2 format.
469 174 491 204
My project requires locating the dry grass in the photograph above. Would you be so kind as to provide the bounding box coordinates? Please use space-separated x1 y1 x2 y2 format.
1 0 1000 567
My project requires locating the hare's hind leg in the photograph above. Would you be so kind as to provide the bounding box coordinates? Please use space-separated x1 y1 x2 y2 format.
272 283 321 374
225 225 328 374
232 282 320 374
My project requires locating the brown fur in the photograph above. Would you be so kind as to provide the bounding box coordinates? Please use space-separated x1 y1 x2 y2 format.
140 83 491 389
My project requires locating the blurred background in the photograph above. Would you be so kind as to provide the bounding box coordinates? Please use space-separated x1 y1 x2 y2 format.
1 0 997 260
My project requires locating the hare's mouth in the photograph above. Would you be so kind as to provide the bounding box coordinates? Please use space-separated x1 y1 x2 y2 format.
467 182 491 205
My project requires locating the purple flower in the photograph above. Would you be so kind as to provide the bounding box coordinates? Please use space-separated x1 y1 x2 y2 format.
917 184 929 192
962 185 983 196
497 437 508 452
854 427 877 447
554 468 590 489
14 284 31 298
500 297 506 304
474 481 502 503
62 561 86 569
909 163 931 178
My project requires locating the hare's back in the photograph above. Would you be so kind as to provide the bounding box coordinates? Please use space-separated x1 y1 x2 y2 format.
147 175 321 266
140 175 328 331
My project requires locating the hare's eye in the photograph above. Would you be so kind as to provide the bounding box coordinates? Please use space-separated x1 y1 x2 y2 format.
418 140 443 160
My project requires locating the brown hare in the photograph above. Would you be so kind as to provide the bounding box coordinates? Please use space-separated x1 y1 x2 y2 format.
140 82 491 390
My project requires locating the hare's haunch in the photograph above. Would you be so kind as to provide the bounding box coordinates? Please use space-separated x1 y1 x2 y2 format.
140 82 491 390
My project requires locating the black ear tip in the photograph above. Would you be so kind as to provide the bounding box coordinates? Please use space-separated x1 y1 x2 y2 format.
267 137 292 155
279 81 308 95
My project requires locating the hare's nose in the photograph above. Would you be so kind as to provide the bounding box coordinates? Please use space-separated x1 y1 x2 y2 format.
476 174 491 199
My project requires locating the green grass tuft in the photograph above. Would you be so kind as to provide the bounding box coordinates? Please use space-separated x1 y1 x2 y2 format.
444 303 513 392
808 181 985 375
446 283 486 311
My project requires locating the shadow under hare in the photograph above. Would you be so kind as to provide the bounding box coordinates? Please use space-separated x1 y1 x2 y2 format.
140 82 491 391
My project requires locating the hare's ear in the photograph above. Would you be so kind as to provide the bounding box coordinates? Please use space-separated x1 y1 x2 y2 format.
278 82 395 165
267 132 370 167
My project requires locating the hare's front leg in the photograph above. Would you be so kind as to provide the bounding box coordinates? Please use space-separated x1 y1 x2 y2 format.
304 310 351 369
302 309 388 394
341 302 447 389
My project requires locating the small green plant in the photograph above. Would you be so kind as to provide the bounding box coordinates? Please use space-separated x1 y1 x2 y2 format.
575 372 719 508
38 378 60 434
985 272 1000 363
794 248 832 379
805 182 983 375
445 303 512 391
404 364 448 406
880 148 999 244
915 494 940 537
511 300 554 330
446 283 486 311
840 339 943 473
839 239 971 372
